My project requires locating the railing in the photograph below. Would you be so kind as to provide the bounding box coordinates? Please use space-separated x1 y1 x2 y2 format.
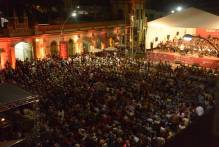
0 96 39 113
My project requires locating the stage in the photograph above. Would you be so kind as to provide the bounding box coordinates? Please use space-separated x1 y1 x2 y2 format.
147 51 219 69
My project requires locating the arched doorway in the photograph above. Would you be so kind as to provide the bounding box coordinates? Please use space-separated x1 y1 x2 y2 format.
68 39 75 57
50 41 58 57
15 42 33 61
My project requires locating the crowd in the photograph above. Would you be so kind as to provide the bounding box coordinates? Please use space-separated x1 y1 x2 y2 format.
0 54 217 147
157 37 219 57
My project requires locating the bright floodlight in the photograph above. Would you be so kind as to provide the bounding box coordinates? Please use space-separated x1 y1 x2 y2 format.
71 12 77 17
183 34 193 41
176 6 183 12
1 118 5 122
171 10 175 14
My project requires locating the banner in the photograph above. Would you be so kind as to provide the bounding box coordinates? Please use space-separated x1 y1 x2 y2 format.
148 51 219 69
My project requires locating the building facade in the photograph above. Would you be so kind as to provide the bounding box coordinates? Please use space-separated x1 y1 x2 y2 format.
0 0 147 69
0 17 128 69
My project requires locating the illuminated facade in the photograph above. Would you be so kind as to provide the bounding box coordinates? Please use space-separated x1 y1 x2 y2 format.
0 18 127 69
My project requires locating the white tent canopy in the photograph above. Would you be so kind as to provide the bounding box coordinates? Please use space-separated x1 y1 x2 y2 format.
148 7 219 29
146 7 219 49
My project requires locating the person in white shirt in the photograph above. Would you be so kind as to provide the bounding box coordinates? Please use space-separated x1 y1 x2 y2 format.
195 105 204 116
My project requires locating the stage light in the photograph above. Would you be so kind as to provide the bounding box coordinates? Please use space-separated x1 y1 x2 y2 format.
176 6 183 12
71 12 77 17
171 10 175 14
1 118 5 122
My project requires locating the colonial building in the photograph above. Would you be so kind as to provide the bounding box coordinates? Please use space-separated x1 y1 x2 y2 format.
0 16 127 69
0 0 147 69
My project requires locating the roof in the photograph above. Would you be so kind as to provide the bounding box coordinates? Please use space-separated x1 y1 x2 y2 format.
0 139 24 147
148 7 219 29
0 83 37 112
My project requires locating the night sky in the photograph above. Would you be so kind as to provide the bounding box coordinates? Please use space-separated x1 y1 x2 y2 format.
147 0 219 13
0 0 219 17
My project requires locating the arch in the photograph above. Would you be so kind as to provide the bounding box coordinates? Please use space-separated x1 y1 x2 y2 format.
50 41 58 57
14 42 33 61
68 39 75 57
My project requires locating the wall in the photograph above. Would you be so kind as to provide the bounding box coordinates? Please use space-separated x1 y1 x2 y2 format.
0 22 126 69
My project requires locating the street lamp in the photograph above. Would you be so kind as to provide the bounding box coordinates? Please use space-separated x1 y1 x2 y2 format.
60 11 77 37
170 6 183 14
59 11 77 58
183 34 218 53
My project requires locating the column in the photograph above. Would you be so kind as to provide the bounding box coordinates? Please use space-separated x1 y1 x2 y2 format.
59 41 68 59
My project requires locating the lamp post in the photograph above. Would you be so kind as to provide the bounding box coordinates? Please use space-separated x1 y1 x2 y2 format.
183 34 219 54
59 11 77 58
60 11 77 38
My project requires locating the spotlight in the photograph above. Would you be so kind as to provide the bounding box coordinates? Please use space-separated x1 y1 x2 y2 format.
1 118 5 122
176 6 183 12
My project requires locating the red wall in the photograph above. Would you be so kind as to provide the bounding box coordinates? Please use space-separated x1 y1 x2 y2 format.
196 28 219 38
148 51 219 69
